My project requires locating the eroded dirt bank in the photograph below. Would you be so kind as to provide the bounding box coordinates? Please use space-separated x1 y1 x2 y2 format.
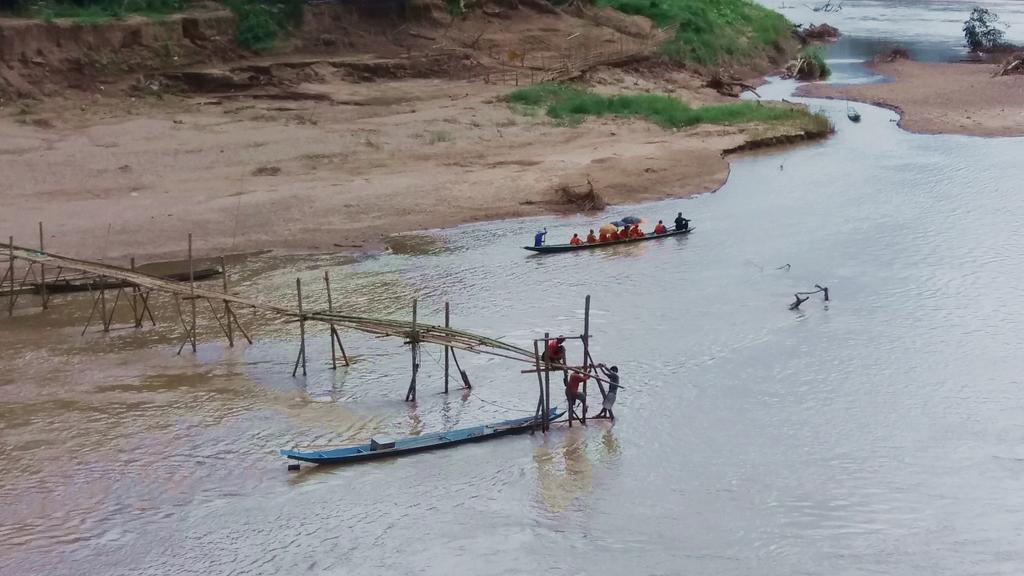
0 2 822 262
0 65 824 261
800 59 1024 137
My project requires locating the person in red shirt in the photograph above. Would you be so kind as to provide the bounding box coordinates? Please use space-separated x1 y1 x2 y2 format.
542 337 566 365
608 229 620 241
569 233 582 246
653 220 668 234
598 231 609 242
633 225 645 237
586 229 597 244
566 371 588 416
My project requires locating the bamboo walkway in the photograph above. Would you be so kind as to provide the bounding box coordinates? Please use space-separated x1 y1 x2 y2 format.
3 232 615 427
2 238 532 360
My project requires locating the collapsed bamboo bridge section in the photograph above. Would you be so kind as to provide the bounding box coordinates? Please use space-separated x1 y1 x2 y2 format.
3 228 612 430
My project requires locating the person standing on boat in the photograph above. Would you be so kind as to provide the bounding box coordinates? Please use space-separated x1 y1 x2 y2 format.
534 228 548 247
674 213 689 232
594 364 620 420
586 229 598 244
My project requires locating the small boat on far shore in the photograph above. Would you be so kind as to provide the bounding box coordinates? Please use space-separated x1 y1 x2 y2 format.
847 103 862 122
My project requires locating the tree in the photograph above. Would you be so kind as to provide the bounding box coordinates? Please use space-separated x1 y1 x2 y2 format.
963 7 1006 52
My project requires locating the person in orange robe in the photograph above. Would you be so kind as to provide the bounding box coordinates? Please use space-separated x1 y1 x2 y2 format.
630 225 644 238
609 229 620 241
653 220 668 234
569 233 582 246
586 229 598 244
599 231 609 242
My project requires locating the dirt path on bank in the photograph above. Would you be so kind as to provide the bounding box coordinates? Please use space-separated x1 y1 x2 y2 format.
0 68 818 262
801 59 1024 137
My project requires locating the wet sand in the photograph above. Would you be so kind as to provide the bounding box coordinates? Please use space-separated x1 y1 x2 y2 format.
0 71 822 263
801 59 1024 137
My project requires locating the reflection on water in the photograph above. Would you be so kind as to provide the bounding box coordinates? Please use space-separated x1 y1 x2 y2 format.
4 4 1024 574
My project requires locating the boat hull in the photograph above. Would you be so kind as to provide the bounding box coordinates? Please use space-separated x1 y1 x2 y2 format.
524 227 693 253
281 408 564 465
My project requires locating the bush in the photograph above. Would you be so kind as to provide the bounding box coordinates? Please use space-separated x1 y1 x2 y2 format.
596 0 791 66
227 0 304 52
963 7 1006 52
0 0 25 13
798 45 830 78
505 84 830 132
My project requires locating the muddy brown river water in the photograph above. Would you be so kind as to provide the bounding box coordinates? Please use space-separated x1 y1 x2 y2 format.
4 2 1024 574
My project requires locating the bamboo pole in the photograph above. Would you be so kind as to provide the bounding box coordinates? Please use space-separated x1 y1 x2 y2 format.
6 237 13 316
99 274 108 332
325 270 335 369
130 257 140 327
38 223 47 310
405 299 419 402
221 257 233 347
444 301 450 393
104 287 123 330
532 339 545 432
292 277 307 377
187 233 196 353
323 271 348 367
582 294 590 425
543 331 551 432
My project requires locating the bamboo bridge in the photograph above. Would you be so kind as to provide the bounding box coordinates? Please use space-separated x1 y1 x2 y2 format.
3 229 611 430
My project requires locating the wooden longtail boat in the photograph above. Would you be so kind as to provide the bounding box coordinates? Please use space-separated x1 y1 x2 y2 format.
523 227 693 254
281 408 564 466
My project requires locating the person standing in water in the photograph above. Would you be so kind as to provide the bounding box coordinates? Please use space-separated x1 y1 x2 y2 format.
566 371 588 417
594 364 621 420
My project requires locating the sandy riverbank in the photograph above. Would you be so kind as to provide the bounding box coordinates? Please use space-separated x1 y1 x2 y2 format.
800 59 1024 137
0 67 825 263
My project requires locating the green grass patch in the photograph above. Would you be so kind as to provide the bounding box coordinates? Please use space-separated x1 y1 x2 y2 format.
798 45 831 78
505 83 830 132
595 0 791 66
16 0 182 23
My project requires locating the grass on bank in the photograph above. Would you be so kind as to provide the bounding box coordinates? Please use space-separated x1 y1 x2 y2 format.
505 83 831 133
8 0 183 22
595 0 791 66
2 0 300 51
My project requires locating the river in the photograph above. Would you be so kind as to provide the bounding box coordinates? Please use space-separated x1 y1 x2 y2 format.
3 2 1024 575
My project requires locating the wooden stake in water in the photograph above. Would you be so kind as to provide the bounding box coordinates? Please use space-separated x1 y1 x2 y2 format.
444 301 450 393
322 270 349 368
38 223 47 310
221 257 233 347
292 277 307 377
187 233 196 352
532 339 546 433
543 331 551 432
405 299 419 402
130 257 140 327
6 236 13 317
582 294 590 425
99 274 108 332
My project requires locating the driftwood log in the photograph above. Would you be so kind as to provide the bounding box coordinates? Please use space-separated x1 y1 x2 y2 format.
995 52 1024 76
